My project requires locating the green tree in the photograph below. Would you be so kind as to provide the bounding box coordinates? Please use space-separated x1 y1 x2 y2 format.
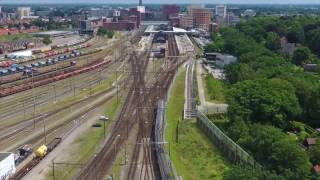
227 79 301 128
227 120 250 144
243 124 312 179
292 46 312 66
42 35 52 45
265 32 281 51
309 142 320 165
225 63 255 84
306 28 320 56
286 24 305 44
97 27 114 38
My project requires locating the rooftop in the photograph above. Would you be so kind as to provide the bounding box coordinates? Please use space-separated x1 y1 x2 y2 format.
32 30 73 36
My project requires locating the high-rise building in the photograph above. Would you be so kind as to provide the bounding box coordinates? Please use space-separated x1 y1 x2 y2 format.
193 8 213 31
227 12 240 25
162 5 180 20
17 7 31 20
215 5 227 18
179 14 194 29
137 0 145 14
187 4 204 16
113 10 121 17
79 20 92 34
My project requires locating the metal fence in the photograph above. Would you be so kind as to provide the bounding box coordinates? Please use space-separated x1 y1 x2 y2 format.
154 100 179 180
197 109 262 169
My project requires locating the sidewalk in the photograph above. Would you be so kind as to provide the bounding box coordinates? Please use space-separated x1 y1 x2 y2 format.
196 60 228 114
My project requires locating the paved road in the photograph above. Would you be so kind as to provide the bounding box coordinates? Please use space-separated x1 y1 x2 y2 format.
184 60 196 119
196 60 228 114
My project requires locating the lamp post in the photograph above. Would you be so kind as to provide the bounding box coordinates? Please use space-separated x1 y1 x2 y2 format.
99 115 109 138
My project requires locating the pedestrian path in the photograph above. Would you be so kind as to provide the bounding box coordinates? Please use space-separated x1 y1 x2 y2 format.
196 61 228 114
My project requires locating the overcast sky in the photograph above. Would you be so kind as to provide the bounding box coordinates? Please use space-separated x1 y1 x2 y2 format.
1 0 320 4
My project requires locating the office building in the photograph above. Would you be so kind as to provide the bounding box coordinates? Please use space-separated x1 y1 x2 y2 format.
193 8 213 31
113 10 121 17
17 7 31 20
79 20 93 34
187 4 205 16
215 5 227 18
179 14 194 29
227 12 240 25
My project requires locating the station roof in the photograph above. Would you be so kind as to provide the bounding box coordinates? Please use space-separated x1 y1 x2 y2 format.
8 50 32 57
145 27 191 34
32 30 73 36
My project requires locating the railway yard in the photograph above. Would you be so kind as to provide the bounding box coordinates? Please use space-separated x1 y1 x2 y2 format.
0 25 196 180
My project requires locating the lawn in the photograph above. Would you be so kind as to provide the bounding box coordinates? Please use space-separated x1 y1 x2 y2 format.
166 68 230 180
204 74 226 103
46 95 122 180
0 33 32 43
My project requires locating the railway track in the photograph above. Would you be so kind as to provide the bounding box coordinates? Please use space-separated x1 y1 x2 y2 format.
125 33 181 180
74 32 182 180
0 36 125 87
0 57 130 150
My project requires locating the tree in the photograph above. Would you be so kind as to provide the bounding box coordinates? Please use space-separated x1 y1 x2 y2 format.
97 27 114 38
227 79 301 128
306 28 320 56
243 124 312 180
292 47 312 66
42 35 52 45
227 120 250 144
265 32 281 51
286 24 305 44
225 63 255 84
309 142 320 165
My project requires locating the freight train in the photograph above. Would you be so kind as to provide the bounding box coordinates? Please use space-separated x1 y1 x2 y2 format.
10 138 62 180
0 56 112 97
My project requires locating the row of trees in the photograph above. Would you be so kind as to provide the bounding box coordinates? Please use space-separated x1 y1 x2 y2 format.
205 16 320 179
97 27 115 38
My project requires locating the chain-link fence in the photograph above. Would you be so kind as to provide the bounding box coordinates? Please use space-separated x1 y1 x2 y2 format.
197 110 262 169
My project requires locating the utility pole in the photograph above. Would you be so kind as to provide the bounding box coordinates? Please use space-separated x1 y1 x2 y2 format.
32 70 36 129
52 160 55 180
43 118 47 144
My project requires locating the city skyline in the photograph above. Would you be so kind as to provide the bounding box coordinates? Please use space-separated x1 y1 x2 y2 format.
0 0 320 4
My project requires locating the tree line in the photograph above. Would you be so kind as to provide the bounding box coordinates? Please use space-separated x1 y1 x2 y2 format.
205 16 320 179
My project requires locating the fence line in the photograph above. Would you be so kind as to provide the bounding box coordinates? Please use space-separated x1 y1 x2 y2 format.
196 109 262 169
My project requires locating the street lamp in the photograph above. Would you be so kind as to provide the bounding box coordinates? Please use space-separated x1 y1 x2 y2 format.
99 115 109 138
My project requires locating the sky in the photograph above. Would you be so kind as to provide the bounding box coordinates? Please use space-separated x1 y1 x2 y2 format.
1 0 320 4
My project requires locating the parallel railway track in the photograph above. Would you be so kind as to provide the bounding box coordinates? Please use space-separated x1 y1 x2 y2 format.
74 32 182 180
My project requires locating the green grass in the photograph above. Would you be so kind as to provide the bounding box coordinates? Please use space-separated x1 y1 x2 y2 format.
0 33 31 43
166 69 230 180
46 96 122 180
204 74 226 103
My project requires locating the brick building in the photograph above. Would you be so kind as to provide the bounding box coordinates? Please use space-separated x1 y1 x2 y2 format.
162 5 180 20
193 8 213 31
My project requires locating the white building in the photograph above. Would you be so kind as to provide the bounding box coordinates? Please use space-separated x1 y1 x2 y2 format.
113 10 120 17
137 6 145 14
243 9 256 17
17 7 31 20
0 153 16 180
215 5 227 18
